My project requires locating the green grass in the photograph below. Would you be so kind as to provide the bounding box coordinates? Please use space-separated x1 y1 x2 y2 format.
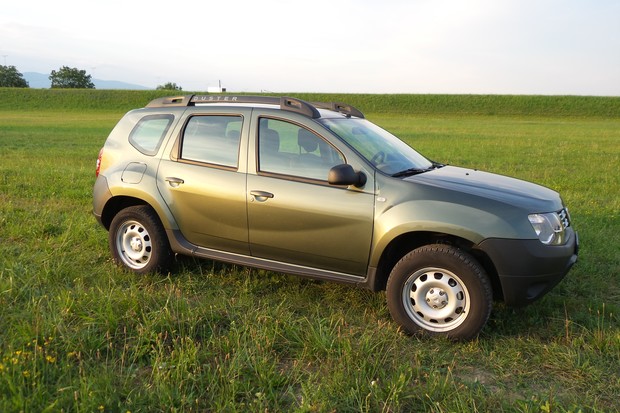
1 88 619 117
1 90 619 412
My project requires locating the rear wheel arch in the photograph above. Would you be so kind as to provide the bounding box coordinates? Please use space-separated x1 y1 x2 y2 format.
101 195 175 234
101 196 149 230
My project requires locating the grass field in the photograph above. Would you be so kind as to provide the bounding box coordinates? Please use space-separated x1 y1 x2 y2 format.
0 90 619 412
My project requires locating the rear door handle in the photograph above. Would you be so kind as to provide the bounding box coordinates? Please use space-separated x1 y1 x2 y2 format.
250 190 274 201
165 177 185 187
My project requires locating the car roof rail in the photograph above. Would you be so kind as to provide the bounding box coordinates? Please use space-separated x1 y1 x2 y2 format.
146 95 321 118
146 95 194 107
145 95 363 119
312 102 365 119
190 95 321 118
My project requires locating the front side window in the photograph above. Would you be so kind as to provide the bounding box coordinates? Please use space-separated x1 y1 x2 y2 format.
181 115 242 168
129 114 173 155
258 118 344 181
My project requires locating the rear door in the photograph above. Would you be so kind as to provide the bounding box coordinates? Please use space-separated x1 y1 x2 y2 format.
157 109 250 255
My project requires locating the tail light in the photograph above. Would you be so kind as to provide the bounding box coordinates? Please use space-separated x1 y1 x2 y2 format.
96 148 104 177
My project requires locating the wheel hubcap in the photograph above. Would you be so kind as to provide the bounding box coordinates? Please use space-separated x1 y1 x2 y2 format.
130 237 143 252
426 288 448 309
402 267 470 332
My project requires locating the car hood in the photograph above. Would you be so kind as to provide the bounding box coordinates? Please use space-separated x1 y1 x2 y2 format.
404 166 562 212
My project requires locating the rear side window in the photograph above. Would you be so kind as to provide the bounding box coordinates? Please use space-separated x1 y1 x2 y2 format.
129 114 174 156
181 115 242 168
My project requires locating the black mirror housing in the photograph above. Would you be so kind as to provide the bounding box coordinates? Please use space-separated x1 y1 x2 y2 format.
328 164 367 187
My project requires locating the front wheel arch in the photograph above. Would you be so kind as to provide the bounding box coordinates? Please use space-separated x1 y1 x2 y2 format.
370 232 502 299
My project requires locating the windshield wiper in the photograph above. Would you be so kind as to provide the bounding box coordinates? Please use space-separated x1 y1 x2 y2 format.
391 168 430 177
391 163 444 178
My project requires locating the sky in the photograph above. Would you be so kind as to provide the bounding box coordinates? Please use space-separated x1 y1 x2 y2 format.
1 0 619 95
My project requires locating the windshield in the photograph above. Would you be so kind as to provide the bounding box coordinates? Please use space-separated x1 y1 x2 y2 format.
319 118 433 175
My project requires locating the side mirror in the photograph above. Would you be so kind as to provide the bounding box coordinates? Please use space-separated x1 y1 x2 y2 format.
328 164 367 187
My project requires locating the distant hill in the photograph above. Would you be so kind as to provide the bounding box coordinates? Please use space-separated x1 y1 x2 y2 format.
23 72 150 90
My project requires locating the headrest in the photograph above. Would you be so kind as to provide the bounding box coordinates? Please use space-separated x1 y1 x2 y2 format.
298 129 318 153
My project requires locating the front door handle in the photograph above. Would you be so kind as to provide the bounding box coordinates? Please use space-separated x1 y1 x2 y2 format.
250 190 274 201
165 177 185 187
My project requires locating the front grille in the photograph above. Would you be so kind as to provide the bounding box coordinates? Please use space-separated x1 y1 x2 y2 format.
559 208 571 229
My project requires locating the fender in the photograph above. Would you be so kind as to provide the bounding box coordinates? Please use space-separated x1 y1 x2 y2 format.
369 194 532 267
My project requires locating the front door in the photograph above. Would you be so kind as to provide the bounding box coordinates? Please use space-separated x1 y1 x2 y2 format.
247 117 374 275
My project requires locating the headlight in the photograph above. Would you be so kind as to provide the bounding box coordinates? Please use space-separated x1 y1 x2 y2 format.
528 212 566 245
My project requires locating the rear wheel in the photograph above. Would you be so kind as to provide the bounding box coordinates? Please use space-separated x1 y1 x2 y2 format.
386 244 492 340
109 205 172 274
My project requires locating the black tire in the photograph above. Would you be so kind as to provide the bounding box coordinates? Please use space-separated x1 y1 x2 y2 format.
108 205 172 274
386 244 492 340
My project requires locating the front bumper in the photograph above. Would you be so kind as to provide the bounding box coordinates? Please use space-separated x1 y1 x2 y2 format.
477 228 578 307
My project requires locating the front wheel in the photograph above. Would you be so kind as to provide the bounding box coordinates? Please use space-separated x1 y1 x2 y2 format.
109 205 172 274
386 244 492 340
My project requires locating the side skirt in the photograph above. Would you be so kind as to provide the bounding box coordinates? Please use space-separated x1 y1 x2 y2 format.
166 229 372 287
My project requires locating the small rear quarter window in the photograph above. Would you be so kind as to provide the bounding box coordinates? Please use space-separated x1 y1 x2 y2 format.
129 114 174 155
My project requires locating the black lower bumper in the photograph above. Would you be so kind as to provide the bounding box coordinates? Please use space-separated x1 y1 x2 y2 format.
477 229 578 307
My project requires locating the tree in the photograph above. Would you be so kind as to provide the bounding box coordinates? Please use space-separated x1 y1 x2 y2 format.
49 66 95 89
0 65 29 87
156 82 182 91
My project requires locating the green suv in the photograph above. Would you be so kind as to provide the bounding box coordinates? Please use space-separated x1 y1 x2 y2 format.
93 95 578 340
